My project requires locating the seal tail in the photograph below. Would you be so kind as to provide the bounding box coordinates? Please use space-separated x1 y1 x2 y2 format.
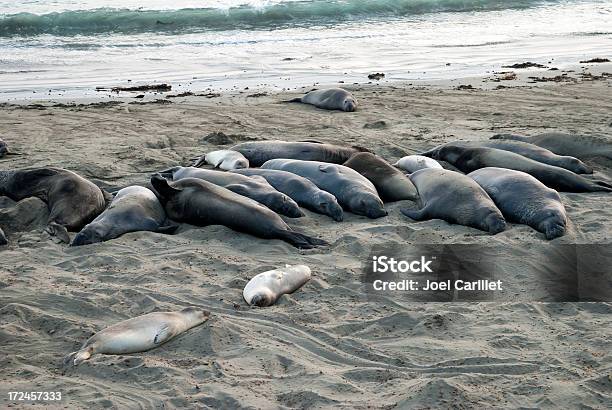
63 346 93 367
592 180 612 192
191 155 207 168
277 230 328 249
282 97 302 103
490 133 526 141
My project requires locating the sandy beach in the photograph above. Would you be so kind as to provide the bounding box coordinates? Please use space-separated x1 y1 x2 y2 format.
1 66 612 408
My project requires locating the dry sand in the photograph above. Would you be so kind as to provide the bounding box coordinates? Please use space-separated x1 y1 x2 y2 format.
1 66 611 408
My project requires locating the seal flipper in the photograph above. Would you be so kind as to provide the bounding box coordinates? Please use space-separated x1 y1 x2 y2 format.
593 180 612 191
45 222 70 244
155 224 179 234
400 207 428 221
153 324 171 345
282 97 303 103
64 346 93 366
151 174 182 200
276 230 328 249
157 167 181 180
0 227 7 246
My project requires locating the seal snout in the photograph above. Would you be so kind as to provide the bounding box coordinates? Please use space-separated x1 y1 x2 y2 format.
343 99 357 112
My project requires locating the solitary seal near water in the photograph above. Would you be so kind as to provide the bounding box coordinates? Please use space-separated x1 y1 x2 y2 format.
151 175 327 249
491 132 612 159
244 265 311 307
343 152 418 202
230 140 369 167
424 145 612 193
71 186 177 246
160 166 303 218
0 167 110 242
231 168 344 221
261 159 387 218
192 149 249 170
394 155 443 173
401 168 506 234
64 308 209 366
422 140 592 174
286 88 357 111
469 167 567 239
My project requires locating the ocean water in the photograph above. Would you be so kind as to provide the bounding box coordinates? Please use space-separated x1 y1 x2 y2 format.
0 0 610 101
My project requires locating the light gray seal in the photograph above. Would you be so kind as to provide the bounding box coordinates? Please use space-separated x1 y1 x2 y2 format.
243 265 311 307
159 166 304 218
230 168 344 221
422 140 592 174
0 167 111 242
71 186 177 246
230 140 369 167
261 159 387 219
343 152 418 202
151 175 327 249
491 132 612 159
469 167 567 239
401 168 506 234
424 145 612 193
64 308 210 366
286 88 357 111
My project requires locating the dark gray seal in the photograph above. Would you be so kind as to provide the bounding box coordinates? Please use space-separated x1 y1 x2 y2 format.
286 88 357 111
422 139 592 174
424 145 612 193
491 133 612 159
230 140 368 167
343 152 418 202
0 138 7 158
230 168 344 221
401 168 506 234
71 186 177 246
0 167 110 242
469 167 567 239
151 175 327 249
159 166 304 218
261 159 387 219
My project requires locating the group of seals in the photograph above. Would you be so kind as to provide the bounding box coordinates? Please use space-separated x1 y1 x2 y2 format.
424 144 612 193
491 132 612 159
193 149 249 170
151 175 326 249
401 169 506 234
64 308 210 366
286 88 358 112
261 159 387 219
243 264 311 307
71 186 177 246
230 140 368 167
159 166 303 218
0 167 110 242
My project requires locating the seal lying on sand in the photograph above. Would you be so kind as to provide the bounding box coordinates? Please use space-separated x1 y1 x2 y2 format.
151 175 327 249
286 88 357 111
424 145 612 193
231 168 344 221
64 308 210 366
491 133 612 159
230 140 368 167
243 265 311 307
160 166 303 218
0 138 7 158
422 140 592 174
192 149 249 170
261 159 387 218
0 167 110 242
343 152 418 202
394 155 443 173
469 168 568 239
401 168 506 234
71 186 177 246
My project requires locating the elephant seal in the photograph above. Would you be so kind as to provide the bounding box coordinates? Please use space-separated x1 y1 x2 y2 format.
230 168 344 221
469 168 567 239
394 155 443 173
261 159 387 219
243 265 311 307
422 140 592 174
151 175 327 249
0 167 110 242
230 140 368 167
160 166 303 218
491 133 612 159
64 308 209 366
401 168 506 234
0 138 7 158
193 149 249 170
71 186 177 246
286 88 357 111
424 145 612 193
343 152 418 202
